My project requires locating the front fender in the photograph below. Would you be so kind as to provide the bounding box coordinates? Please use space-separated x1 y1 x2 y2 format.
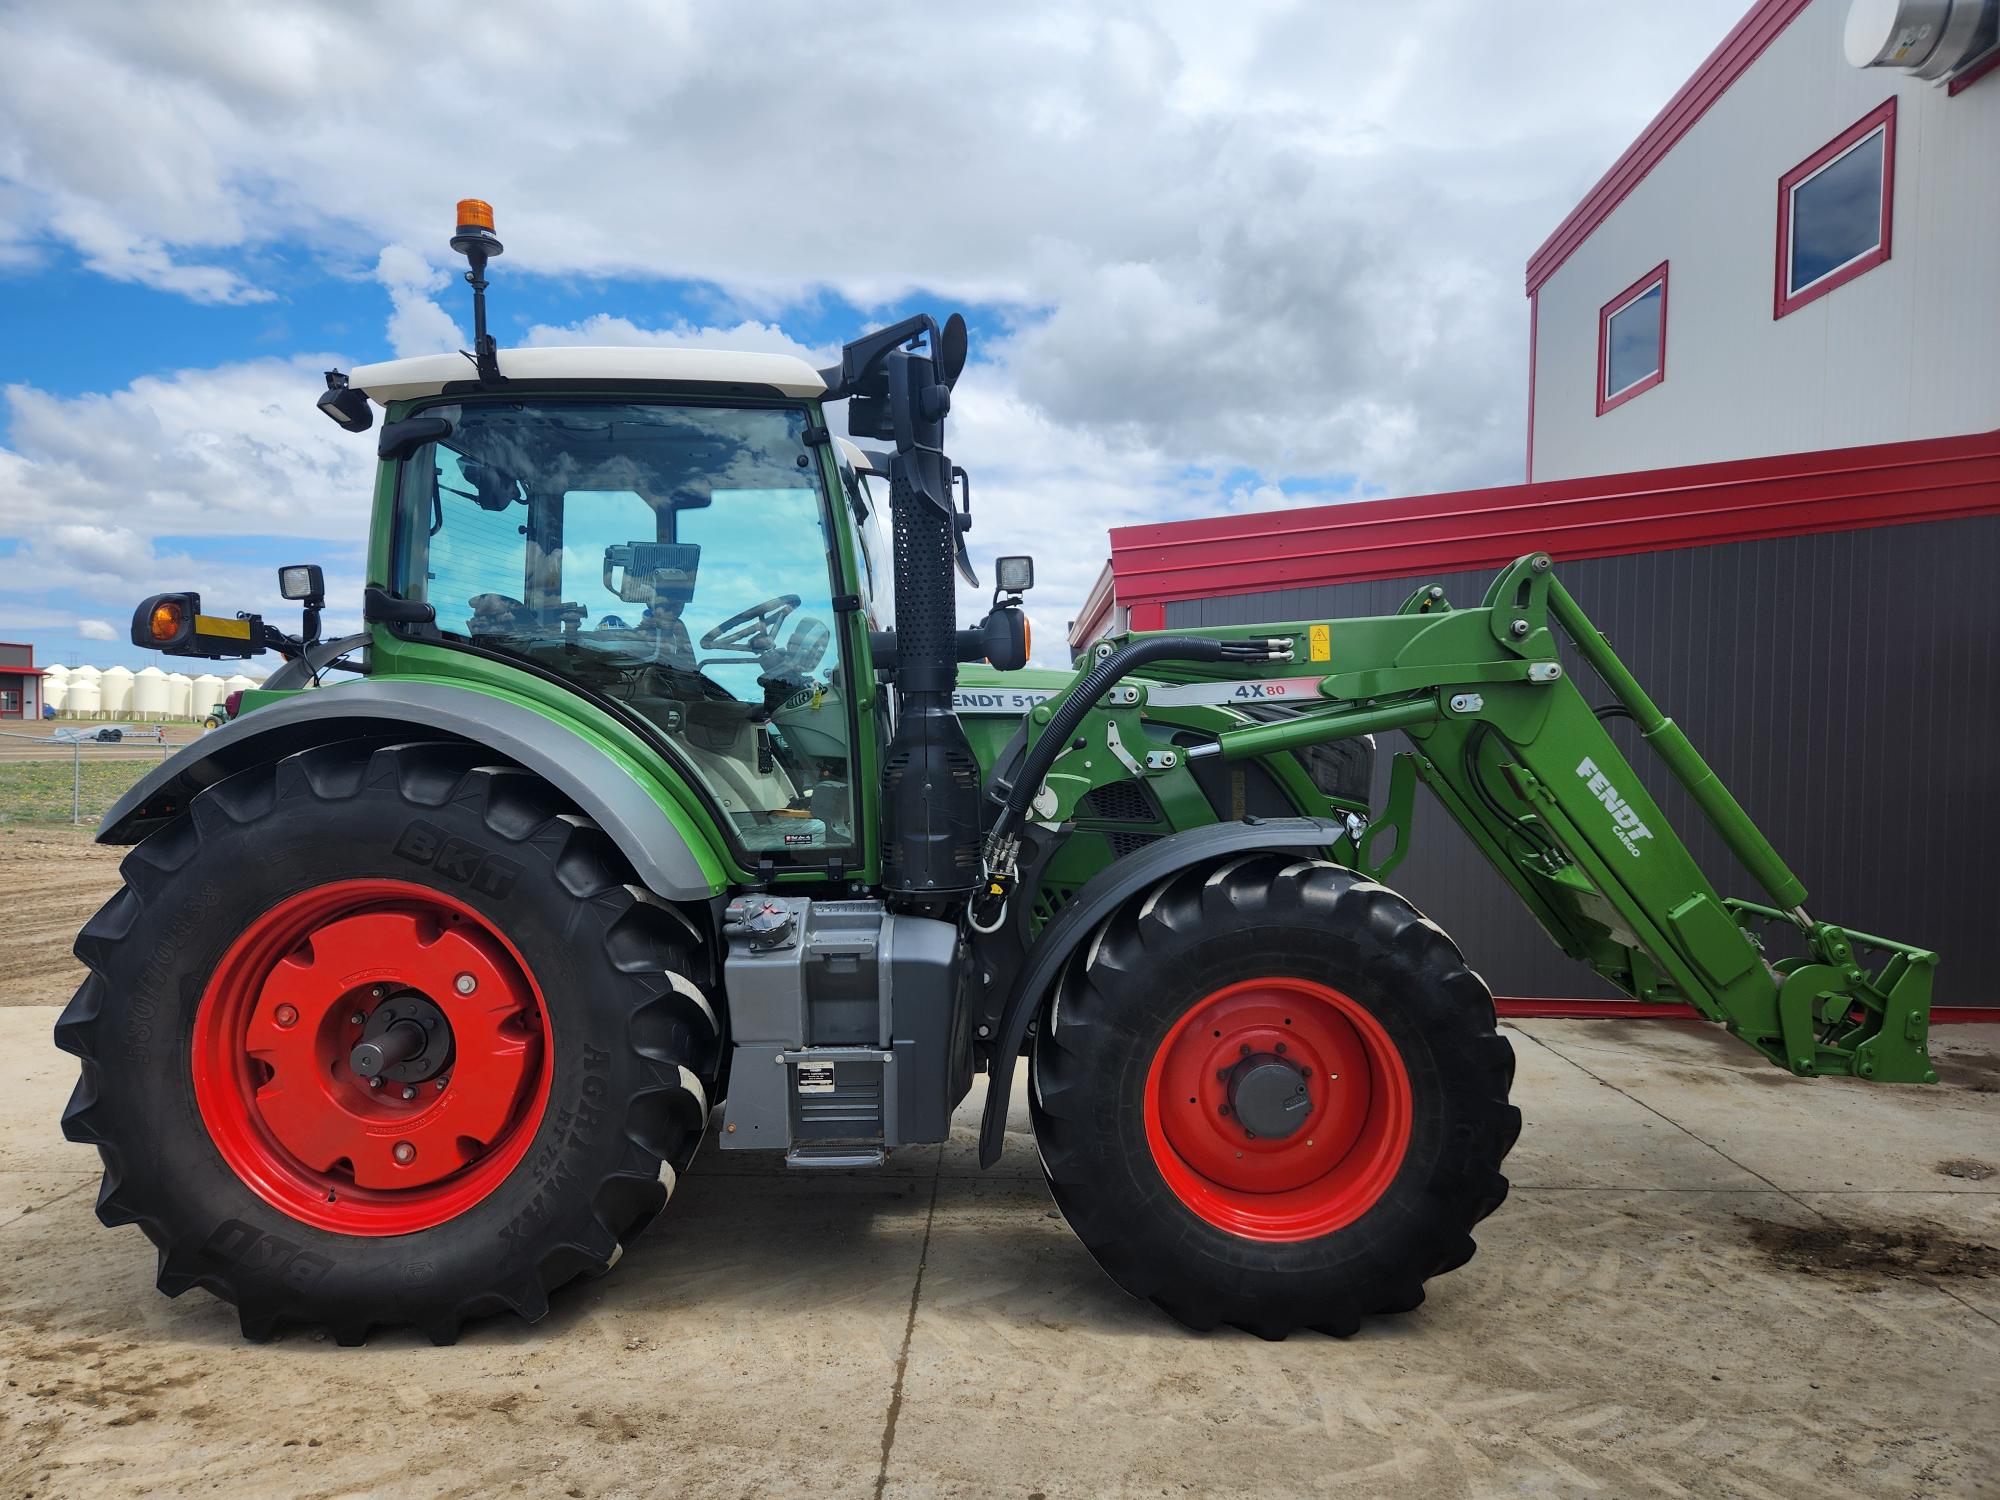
977 816 1345 1167
99 679 728 902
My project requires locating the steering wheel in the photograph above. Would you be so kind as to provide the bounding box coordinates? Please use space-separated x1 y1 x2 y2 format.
699 594 800 654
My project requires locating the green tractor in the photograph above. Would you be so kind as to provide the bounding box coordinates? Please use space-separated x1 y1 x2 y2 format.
59 202 1938 1344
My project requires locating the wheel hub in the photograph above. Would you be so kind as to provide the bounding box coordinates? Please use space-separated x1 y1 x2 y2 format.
1142 976 1414 1242
191 880 552 1236
349 993 453 1085
1225 1052 1312 1139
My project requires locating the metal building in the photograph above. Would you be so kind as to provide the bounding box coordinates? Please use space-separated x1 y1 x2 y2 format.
1069 0 1999 1005
1529 0 1998 482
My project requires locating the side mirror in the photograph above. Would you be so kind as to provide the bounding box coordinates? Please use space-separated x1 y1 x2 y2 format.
377 414 454 461
131 592 267 659
995 556 1034 594
957 603 1030 671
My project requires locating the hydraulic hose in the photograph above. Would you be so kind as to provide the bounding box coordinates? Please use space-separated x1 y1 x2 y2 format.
984 634 1284 854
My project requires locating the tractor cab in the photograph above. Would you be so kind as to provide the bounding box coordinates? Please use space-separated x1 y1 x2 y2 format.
359 371 862 858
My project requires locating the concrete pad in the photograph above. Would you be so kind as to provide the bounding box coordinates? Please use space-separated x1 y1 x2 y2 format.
4 1007 1998 1500
1 1010 80 1174
1514 1019 2000 1195
1501 1020 1770 1191
0 1170 95 1232
885 1178 1995 1498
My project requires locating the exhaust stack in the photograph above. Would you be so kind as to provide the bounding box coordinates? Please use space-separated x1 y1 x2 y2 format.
822 315 982 896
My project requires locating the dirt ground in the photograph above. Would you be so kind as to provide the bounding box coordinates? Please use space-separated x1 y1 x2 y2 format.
2 834 1997 1497
0 825 122 1007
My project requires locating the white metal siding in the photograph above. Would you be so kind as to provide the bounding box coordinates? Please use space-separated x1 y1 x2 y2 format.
1532 0 2000 482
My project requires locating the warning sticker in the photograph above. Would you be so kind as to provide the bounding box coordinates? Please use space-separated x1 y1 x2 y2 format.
796 1063 835 1095
1308 624 1331 662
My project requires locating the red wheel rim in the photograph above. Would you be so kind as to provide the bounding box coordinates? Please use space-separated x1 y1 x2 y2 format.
1143 977 1412 1242
191 880 552 1236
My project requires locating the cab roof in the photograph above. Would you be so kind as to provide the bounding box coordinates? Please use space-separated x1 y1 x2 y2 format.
348 346 828 404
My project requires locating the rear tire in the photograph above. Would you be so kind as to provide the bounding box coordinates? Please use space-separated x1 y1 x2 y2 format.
56 740 719 1344
1029 853 1517 1338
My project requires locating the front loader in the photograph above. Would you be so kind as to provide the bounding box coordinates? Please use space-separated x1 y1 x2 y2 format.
57 202 1937 1344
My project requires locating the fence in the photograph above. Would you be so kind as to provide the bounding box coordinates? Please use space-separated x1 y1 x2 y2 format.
0 726 178 825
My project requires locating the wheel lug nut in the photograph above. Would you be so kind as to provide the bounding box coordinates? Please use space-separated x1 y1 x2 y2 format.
369 1076 383 1089
274 1004 298 1029
1239 1044 1251 1056
401 1084 418 1101
435 1077 448 1091
371 987 385 998
393 1141 416 1166
349 1011 366 1026
454 972 477 995
1274 1042 1286 1054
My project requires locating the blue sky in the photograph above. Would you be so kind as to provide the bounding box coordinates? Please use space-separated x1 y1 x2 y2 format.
0 0 1747 671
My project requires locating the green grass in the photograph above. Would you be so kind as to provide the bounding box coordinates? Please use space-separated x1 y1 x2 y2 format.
0 760 155 825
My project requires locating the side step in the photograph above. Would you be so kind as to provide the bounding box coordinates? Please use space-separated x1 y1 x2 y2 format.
785 1145 888 1170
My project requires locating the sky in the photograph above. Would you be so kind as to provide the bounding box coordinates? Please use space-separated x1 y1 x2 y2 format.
0 0 1750 669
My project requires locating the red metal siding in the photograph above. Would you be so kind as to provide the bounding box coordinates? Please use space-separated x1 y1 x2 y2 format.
1105 429 2000 613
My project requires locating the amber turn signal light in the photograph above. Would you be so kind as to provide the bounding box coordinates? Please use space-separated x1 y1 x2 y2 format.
148 598 187 643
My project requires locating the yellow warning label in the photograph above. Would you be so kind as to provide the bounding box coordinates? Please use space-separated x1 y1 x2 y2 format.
1308 624 1331 662
195 614 252 640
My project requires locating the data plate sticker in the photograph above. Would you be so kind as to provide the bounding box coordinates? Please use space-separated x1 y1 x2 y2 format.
796 1063 836 1095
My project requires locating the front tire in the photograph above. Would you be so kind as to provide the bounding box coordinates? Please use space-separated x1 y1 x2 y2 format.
56 740 719 1344
1029 854 1518 1338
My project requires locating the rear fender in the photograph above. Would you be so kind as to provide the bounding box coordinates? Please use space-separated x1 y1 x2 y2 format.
977 816 1345 1166
98 679 728 902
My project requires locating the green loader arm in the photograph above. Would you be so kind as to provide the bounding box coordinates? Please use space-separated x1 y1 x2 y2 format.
1036 554 1937 1084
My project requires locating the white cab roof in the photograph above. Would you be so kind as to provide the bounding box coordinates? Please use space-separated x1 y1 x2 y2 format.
349 346 827 404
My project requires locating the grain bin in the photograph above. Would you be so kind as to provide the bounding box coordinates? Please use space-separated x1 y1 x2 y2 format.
165 672 193 719
190 674 225 720
100 665 134 715
44 674 67 712
64 674 101 715
132 666 169 717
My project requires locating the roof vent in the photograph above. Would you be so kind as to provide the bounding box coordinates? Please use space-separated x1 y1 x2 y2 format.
1845 0 1998 81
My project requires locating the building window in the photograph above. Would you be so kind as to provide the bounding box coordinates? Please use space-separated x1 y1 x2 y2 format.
1776 98 1895 318
1596 261 1668 416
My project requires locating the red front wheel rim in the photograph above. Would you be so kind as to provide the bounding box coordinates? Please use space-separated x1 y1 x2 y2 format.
1143 977 1413 1242
191 880 552 1236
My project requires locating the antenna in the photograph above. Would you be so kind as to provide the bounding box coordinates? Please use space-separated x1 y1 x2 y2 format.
449 199 505 384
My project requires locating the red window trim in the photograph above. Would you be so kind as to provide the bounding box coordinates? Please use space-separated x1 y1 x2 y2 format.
1774 97 1896 319
1595 261 1669 417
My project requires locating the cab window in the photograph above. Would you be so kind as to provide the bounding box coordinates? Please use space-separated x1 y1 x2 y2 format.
395 400 856 863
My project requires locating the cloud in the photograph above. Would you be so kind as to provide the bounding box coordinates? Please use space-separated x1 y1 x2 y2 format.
0 1 1754 660
375 244 463 357
75 619 116 641
521 315 835 367
0 0 1746 494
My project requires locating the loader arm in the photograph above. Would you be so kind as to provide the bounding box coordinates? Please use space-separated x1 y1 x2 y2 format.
1028 553 1936 1084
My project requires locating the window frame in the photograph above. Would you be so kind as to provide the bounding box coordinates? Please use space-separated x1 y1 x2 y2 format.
1595 260 1669 417
1774 97 1896 319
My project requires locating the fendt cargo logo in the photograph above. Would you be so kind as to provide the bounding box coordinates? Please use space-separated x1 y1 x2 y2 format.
1575 757 1654 857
